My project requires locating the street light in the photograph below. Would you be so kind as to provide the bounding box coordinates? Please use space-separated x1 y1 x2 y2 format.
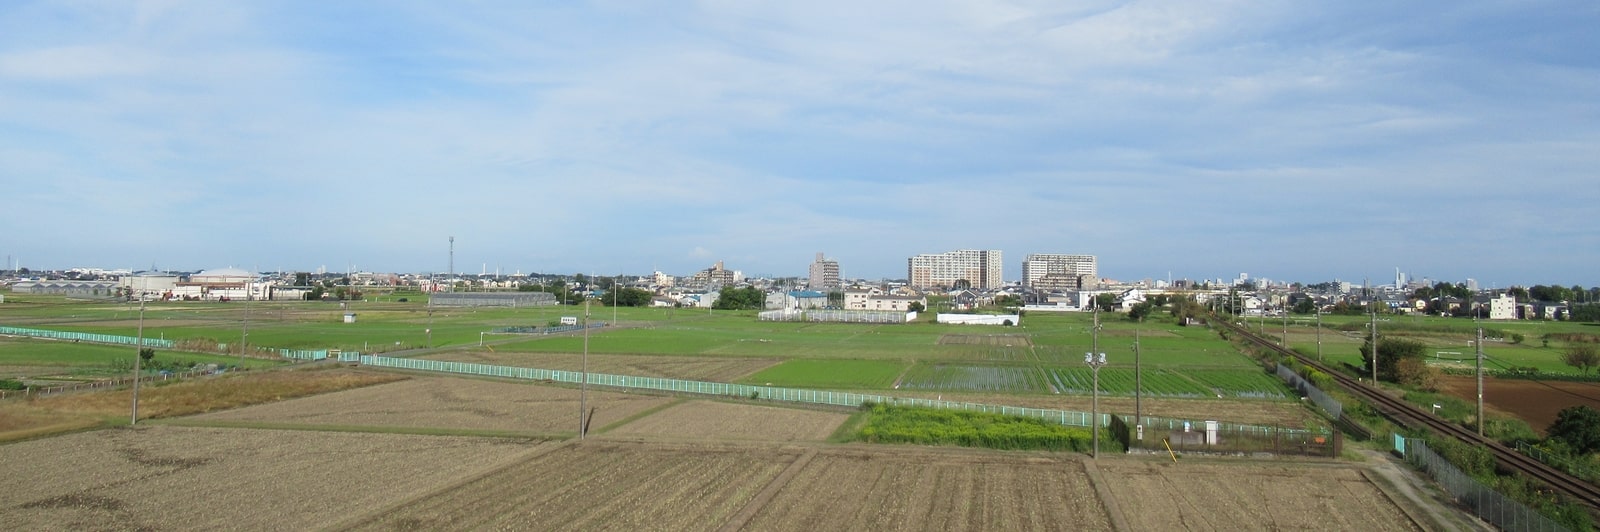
1084 351 1107 459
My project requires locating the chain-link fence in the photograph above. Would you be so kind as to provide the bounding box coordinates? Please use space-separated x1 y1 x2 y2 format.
1397 436 1570 532
1516 441 1600 485
1275 364 1342 418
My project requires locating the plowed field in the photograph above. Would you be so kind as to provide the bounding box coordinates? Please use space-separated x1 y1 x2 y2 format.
0 425 542 531
346 441 803 530
1097 460 1420 531
194 376 672 434
745 447 1111 531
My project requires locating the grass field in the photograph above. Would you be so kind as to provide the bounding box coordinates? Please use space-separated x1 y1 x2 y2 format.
1251 313 1600 375
740 359 907 389
0 337 286 375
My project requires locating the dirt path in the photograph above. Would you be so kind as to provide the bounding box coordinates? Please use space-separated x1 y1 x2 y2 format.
1355 449 1492 531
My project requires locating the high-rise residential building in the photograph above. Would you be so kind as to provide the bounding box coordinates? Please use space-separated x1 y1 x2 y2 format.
807 252 841 291
907 249 1002 289
1021 254 1097 290
687 261 736 289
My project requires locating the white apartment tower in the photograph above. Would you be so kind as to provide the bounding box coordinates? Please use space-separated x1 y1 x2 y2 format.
1021 254 1097 290
908 249 1003 289
808 252 841 291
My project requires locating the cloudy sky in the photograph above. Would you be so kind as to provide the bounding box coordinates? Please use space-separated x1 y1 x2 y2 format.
2 1 1596 287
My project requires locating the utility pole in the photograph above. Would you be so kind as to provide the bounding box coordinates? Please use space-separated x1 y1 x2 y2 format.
131 297 146 425
1134 321 1143 441
580 292 591 439
448 236 455 293
1476 317 1485 435
1370 299 1379 385
239 269 252 368
1315 308 1323 362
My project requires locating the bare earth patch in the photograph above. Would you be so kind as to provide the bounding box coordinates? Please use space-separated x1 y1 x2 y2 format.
604 400 847 442
0 425 544 531
193 376 673 434
745 446 1111 531
423 350 781 381
1437 374 1600 434
1096 459 1420 531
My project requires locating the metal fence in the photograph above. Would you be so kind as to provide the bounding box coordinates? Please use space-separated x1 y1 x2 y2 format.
758 309 910 323
1395 436 1570 532
0 325 174 348
1112 415 1339 457
1515 441 1600 485
1275 364 1343 418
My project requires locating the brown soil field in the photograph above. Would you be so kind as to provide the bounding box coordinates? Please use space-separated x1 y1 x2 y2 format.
346 440 803 530
938 334 1033 347
193 376 673 434
1437 375 1600 434
604 400 847 442
424 350 781 381
0 425 544 531
1097 460 1421 531
744 446 1112 531
886 390 1319 428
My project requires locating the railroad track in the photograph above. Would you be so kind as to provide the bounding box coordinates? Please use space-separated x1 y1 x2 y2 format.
1217 316 1600 512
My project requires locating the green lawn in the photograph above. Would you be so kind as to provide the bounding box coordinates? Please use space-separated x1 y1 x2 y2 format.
0 337 286 371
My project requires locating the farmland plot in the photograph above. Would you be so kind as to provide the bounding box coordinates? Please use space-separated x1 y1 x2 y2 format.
1096 460 1420 531
194 376 672 434
347 440 802 531
0 425 542 531
745 447 1111 531
424 350 780 382
602 400 847 442
898 364 1048 393
1046 368 1287 399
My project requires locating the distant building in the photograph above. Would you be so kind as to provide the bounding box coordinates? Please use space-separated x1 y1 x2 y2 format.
907 249 1002 289
1021 254 1097 290
807 252 841 292
1488 293 1518 320
686 261 737 290
844 286 927 312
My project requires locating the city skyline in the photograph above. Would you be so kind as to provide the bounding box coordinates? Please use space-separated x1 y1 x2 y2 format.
2 2 1596 286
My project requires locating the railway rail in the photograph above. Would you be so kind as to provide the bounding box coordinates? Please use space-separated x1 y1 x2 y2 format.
1217 316 1600 513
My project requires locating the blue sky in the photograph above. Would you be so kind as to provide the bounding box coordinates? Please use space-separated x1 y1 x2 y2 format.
2 1 1596 287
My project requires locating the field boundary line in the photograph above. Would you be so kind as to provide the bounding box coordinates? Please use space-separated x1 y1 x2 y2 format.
322 439 578 532
1357 466 1470 532
592 397 688 434
717 447 818 532
1081 459 1130 531
153 419 569 440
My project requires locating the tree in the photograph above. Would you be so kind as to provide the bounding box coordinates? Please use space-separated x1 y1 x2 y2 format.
1293 298 1316 315
1126 302 1153 321
713 286 765 310
1093 293 1116 312
1509 286 1530 303
607 287 653 307
1548 406 1600 455
908 301 925 313
952 279 972 290
139 348 155 363
294 272 311 286
1563 344 1600 374
1359 337 1427 383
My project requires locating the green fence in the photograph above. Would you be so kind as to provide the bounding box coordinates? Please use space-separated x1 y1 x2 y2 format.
358 355 1326 438
0 325 174 348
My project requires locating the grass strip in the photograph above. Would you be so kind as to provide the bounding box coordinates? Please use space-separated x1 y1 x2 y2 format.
592 397 687 434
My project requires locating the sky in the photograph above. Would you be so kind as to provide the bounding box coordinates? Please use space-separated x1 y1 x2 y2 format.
2 1 1597 287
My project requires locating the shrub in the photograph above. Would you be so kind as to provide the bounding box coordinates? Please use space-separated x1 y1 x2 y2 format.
0 379 25 391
